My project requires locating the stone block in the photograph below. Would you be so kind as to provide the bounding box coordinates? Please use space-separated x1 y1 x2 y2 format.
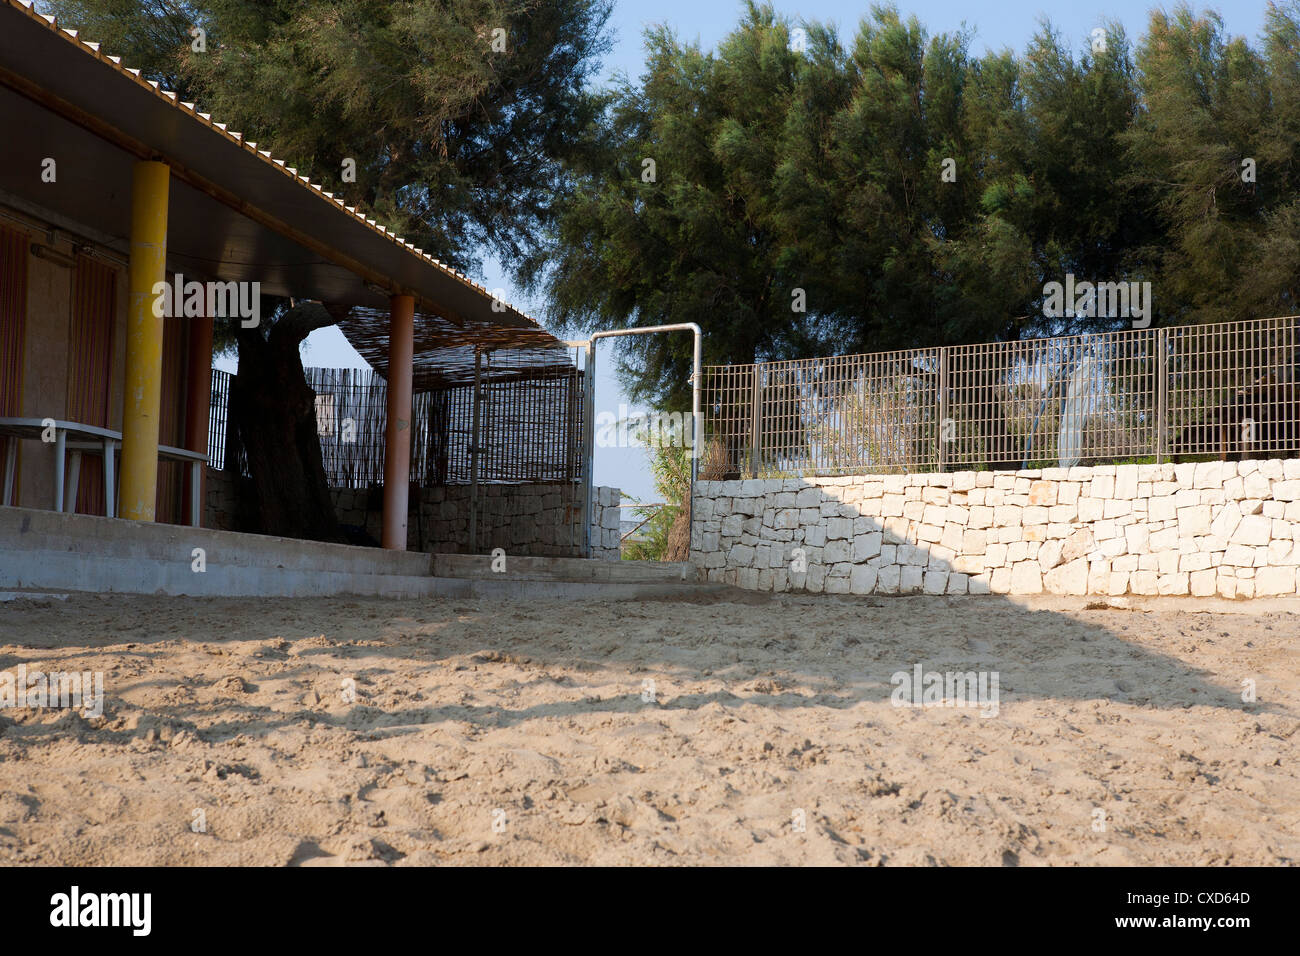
1044 557 1087 595
876 565 900 594
1157 572 1189 596
1230 514 1272 547
1255 565 1296 595
1009 561 1043 594
923 570 949 595
850 565 877 594
1189 568 1217 596
853 532 882 562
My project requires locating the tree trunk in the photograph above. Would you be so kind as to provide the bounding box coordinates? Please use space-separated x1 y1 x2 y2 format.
231 302 349 542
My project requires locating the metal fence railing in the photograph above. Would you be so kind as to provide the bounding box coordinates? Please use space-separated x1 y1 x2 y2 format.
208 368 233 471
703 316 1300 477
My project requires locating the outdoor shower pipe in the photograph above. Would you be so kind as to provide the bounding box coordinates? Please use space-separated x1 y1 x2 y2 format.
587 323 703 469
585 324 703 570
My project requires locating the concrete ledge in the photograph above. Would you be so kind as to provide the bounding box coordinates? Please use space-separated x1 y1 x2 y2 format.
431 553 690 583
0 506 716 600
0 506 434 596
1 506 433 576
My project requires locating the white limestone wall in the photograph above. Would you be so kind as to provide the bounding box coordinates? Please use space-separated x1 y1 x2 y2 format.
690 460 1300 598
589 486 624 559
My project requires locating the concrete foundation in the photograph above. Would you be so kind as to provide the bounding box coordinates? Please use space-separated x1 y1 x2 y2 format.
0 506 718 601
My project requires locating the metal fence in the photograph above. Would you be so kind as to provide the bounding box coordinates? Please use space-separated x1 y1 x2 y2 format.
208 368 233 471
703 316 1300 477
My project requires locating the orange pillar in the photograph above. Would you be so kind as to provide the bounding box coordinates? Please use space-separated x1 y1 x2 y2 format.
382 293 415 550
183 314 214 526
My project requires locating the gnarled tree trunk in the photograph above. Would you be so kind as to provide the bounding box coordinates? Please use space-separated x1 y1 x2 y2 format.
231 302 349 542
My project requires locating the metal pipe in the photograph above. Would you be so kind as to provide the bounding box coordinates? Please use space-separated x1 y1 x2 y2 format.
468 348 483 554
585 324 703 564
580 340 596 556
183 313 215 526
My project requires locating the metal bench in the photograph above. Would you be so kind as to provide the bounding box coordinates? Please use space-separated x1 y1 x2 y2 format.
0 417 207 527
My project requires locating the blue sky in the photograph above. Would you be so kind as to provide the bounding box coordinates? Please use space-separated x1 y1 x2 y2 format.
277 1 1272 502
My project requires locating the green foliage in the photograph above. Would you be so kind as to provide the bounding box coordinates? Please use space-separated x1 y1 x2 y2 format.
1126 3 1300 323
45 0 614 276
41 0 202 95
44 0 1300 418
621 428 691 561
620 501 672 561
535 2 1300 411
41 0 613 540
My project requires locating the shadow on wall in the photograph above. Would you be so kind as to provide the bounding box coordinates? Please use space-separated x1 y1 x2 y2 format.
691 462 1300 599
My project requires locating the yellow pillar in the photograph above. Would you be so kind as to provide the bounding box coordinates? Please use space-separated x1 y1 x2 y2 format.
119 160 170 521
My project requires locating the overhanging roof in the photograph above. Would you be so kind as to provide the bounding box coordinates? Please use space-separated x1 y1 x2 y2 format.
0 0 566 370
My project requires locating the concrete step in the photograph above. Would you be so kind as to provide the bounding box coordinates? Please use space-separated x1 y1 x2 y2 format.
430 553 692 583
447 577 731 601
0 589 71 602
0 506 433 578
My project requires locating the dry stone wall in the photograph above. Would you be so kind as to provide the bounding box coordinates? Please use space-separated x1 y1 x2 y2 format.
691 460 1300 598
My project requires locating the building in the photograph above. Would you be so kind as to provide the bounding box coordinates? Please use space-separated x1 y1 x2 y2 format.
0 0 620 593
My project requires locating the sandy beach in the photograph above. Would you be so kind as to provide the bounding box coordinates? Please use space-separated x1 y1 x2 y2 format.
0 590 1295 866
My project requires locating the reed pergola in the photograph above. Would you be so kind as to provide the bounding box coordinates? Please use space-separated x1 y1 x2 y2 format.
341 305 575 391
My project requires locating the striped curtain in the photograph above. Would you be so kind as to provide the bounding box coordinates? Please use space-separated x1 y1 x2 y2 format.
66 255 116 514
0 224 28 503
156 314 187 523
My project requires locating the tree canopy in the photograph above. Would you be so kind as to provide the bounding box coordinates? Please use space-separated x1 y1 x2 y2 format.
48 0 614 276
530 2 1300 410
43 1 1300 417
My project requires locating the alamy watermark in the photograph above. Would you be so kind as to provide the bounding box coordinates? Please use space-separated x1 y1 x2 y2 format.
1042 274 1151 328
890 664 999 717
49 886 150 936
595 405 699 450
151 273 260 327
0 665 104 718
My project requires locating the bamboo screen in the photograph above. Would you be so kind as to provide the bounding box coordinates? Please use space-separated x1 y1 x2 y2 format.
210 359 586 490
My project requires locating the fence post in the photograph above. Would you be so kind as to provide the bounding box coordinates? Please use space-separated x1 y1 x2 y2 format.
468 348 482 554
937 347 949 472
564 359 581 554
748 363 762 478
580 340 597 557
1156 328 1168 464
223 373 240 477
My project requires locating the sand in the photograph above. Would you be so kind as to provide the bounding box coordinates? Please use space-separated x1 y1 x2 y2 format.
0 590 1296 866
